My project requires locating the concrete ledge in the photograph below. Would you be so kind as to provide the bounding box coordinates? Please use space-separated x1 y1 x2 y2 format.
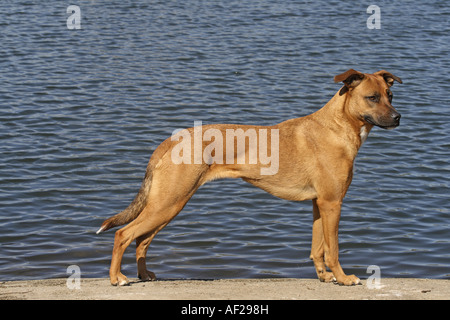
0 278 448 300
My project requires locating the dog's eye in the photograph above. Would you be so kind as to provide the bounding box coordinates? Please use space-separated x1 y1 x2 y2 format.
367 95 378 102
388 93 393 102
386 89 393 103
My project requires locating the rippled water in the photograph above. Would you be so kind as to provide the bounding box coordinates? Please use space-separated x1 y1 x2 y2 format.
0 1 449 281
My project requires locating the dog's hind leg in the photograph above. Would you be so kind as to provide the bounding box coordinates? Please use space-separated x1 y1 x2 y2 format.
109 205 181 286
109 165 206 286
136 232 157 281
110 198 193 285
135 221 170 281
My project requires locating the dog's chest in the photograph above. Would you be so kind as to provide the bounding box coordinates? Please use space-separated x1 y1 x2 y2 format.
353 126 370 175
360 126 369 145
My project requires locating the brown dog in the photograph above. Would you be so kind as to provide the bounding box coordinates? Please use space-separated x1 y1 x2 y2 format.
97 69 402 286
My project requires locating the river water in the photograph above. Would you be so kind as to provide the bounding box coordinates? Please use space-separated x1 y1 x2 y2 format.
0 0 448 281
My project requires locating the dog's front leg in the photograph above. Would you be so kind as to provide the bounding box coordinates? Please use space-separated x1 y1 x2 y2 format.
316 198 360 285
310 199 336 282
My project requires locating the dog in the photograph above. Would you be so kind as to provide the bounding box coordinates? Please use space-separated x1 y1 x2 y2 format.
97 69 402 286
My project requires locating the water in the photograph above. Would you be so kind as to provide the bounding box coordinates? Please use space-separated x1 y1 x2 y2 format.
0 0 449 281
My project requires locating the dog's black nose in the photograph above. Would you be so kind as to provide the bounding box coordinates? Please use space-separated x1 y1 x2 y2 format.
392 112 401 122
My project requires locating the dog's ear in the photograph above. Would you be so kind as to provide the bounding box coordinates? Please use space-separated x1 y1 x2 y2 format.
374 70 403 87
334 69 365 96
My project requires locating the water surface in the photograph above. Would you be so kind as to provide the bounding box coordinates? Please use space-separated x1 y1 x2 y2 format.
0 0 448 281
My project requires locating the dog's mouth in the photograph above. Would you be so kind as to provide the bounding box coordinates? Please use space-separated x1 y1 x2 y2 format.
364 115 400 130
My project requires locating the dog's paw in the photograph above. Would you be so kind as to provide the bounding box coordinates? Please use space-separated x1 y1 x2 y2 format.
138 270 156 282
318 272 336 283
110 273 130 286
336 274 360 286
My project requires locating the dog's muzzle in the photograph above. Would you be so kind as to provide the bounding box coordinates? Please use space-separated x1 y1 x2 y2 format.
364 112 401 129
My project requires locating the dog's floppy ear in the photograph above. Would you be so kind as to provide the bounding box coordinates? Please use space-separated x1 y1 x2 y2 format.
374 70 403 87
334 69 365 96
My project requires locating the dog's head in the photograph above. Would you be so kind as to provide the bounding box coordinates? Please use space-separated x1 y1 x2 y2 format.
334 69 403 129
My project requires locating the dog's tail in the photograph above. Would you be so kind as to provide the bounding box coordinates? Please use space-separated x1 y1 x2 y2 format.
96 166 153 234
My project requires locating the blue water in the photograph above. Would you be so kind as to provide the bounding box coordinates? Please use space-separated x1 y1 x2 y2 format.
0 0 449 281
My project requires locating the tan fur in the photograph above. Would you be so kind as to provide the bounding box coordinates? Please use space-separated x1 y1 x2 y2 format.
98 69 402 286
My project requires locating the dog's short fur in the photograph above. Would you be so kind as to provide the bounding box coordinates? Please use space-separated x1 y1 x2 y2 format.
97 69 402 286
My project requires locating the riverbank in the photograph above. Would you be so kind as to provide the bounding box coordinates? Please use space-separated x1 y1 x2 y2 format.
0 278 448 300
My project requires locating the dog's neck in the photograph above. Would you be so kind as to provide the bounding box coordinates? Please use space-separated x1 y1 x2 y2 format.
314 91 373 150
